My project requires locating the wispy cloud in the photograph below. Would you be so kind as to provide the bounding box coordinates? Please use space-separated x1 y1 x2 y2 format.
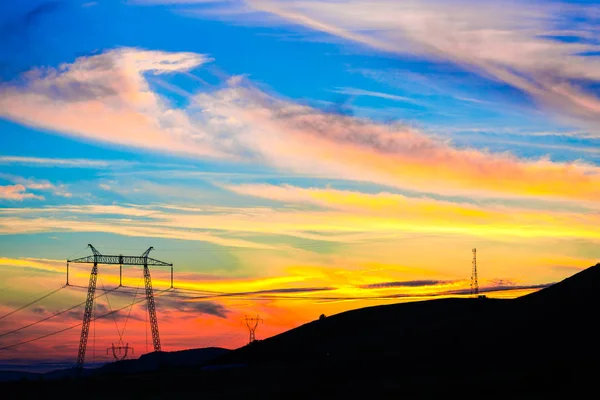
331 87 423 105
0 156 135 169
0 185 44 201
1 48 600 205
193 84 600 202
360 279 454 289
0 47 224 159
155 0 600 134
219 183 600 240
1 186 600 248
158 298 229 319
0 257 65 273
0 173 71 198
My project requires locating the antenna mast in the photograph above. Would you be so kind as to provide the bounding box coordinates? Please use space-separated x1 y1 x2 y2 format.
471 248 479 297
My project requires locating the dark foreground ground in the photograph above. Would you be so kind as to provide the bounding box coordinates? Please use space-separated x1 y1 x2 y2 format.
2 263 600 399
2 356 597 399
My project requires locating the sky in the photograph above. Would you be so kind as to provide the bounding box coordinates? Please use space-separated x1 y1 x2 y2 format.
0 0 599 371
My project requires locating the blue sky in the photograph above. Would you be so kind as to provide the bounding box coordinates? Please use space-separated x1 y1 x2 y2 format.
1 0 599 368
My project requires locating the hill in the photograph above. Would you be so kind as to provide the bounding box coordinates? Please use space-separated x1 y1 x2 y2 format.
2 263 599 398
0 347 229 382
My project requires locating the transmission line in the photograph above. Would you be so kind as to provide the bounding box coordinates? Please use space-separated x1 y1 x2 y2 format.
0 285 65 321
0 287 118 339
0 289 171 352
120 277 143 344
100 279 122 344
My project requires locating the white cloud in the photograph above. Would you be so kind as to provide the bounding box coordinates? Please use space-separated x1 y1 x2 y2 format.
331 87 423 105
0 185 44 201
161 0 600 134
0 174 72 198
0 47 229 159
1 47 600 204
0 156 134 168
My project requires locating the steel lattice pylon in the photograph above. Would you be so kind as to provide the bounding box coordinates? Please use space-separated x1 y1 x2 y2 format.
471 248 479 297
76 260 98 368
142 247 161 352
243 315 263 344
68 244 172 369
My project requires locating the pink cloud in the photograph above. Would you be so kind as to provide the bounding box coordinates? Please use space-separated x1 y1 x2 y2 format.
193 85 600 202
0 184 44 201
191 0 600 134
0 174 71 198
1 48 599 203
0 47 230 159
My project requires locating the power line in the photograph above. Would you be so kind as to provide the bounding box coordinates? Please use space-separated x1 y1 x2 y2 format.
120 277 143 344
71 282 467 302
0 285 64 321
0 287 118 339
100 279 122 344
0 289 171 352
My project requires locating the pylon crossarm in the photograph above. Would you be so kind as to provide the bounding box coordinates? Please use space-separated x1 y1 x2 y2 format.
71 244 170 369
68 254 172 266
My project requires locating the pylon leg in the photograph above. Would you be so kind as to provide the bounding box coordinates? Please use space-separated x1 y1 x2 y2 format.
144 263 161 352
76 262 98 369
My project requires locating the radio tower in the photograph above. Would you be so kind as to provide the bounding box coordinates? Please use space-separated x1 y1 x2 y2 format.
243 315 263 344
471 248 479 297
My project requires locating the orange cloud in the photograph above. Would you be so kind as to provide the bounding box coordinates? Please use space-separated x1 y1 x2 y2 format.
219 184 600 241
1 49 599 203
0 48 230 160
199 86 600 202
0 184 44 201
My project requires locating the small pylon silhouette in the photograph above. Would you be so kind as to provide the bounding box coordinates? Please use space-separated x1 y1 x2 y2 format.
243 315 263 344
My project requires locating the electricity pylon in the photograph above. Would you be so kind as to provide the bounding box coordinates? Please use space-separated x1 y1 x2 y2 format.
243 315 263 344
67 244 173 369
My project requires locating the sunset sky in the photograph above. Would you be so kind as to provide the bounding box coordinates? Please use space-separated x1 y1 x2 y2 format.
1 0 599 371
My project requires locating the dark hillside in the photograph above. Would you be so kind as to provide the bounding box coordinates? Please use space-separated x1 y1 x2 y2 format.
3 263 600 398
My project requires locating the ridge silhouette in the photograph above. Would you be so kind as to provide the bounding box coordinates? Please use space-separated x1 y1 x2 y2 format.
2 263 599 398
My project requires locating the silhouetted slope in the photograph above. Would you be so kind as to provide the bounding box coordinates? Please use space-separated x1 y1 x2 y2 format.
97 347 230 375
0 347 230 382
212 297 518 367
204 262 600 393
512 263 600 362
518 263 600 307
3 263 600 398
0 370 38 382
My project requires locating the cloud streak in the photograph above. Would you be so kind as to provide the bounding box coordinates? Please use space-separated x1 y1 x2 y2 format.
0 156 135 169
360 279 454 289
0 184 44 201
0 47 227 159
1 184 600 258
158 298 229 319
188 0 600 134
0 174 71 198
1 47 600 204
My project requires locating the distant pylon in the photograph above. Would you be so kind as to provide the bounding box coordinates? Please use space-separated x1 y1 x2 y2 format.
243 315 263 344
471 248 479 297
107 343 134 361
